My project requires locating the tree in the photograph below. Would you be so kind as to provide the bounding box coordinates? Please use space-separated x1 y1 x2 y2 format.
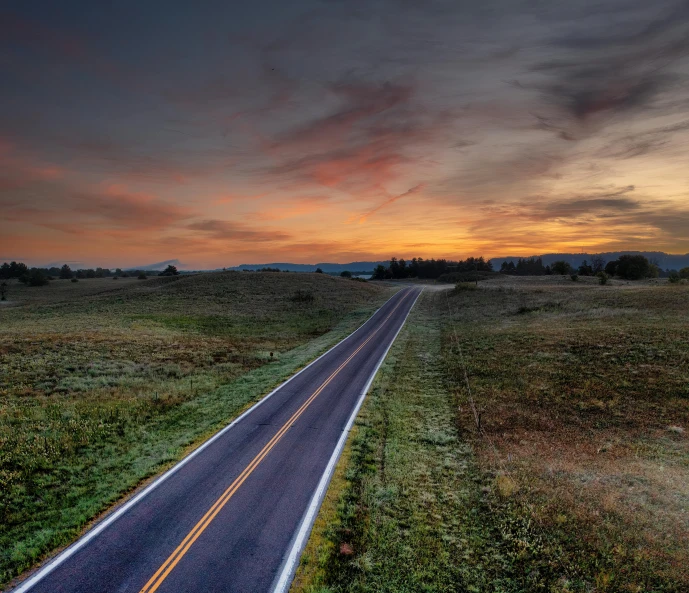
340 270 352 278
668 270 681 283
0 281 7 300
315 268 323 274
24 268 50 286
372 264 387 280
551 260 573 275
85 269 96 278
616 255 651 280
591 254 606 274
680 267 689 279
159 265 179 276
115 268 123 276
0 262 10 279
138 272 147 280
59 264 73 279
7 262 28 279
578 260 593 276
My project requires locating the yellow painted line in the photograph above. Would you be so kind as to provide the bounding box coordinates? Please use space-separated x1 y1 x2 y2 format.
138 289 412 593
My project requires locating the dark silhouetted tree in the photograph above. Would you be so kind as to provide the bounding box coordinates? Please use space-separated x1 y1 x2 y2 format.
616 255 651 280
551 261 573 275
160 264 179 276
315 268 323 274
340 270 352 278
59 264 72 279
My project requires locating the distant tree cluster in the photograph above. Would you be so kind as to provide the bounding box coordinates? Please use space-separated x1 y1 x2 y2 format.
500 257 550 275
0 261 178 288
372 257 492 280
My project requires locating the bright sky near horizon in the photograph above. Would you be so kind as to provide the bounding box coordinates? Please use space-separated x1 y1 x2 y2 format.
2 0 689 269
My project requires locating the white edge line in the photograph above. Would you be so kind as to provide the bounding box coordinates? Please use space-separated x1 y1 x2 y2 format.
10 288 406 593
271 287 423 593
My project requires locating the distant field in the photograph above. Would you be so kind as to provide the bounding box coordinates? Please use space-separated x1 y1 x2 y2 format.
0 272 392 586
293 276 689 593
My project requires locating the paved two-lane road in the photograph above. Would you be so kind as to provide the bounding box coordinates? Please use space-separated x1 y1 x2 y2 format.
12 286 422 593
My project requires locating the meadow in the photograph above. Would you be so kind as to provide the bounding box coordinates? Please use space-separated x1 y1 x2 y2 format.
292 276 689 593
0 272 392 587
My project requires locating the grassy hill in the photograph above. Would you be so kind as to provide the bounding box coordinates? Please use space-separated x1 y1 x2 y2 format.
0 271 392 586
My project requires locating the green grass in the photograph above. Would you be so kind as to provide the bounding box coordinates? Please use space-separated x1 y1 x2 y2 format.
293 278 689 593
0 272 393 587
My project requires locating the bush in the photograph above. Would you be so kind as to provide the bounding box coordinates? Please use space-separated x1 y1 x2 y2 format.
113 276 119 280
71 277 78 283
597 271 608 285
291 289 314 303
138 273 147 280
455 282 478 291
570 274 579 282
668 270 681 284
20 269 50 287
315 268 323 274
680 267 689 279
438 270 500 283
340 270 352 278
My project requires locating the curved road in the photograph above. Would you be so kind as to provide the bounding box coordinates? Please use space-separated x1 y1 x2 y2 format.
11 286 422 593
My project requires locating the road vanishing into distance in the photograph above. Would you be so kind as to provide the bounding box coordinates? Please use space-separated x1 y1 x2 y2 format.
11 286 422 593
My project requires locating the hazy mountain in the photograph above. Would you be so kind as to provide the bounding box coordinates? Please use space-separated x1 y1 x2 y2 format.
126 259 184 271
231 261 387 273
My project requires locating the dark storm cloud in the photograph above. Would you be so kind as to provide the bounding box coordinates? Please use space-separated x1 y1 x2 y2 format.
533 1 689 125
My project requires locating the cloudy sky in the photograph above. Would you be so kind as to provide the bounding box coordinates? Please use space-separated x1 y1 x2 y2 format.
2 0 689 268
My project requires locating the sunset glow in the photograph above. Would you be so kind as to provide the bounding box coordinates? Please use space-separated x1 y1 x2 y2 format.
2 1 689 268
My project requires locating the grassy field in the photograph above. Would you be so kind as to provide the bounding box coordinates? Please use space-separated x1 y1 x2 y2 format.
292 277 689 593
0 272 392 587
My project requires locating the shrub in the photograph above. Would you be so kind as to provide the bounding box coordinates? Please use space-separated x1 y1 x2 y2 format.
0 281 7 301
113 276 119 280
680 267 689 279
138 273 147 280
291 289 314 303
668 270 681 284
570 274 579 282
455 282 478 291
340 270 352 278
315 268 323 274
597 271 608 285
71 277 78 283
20 269 50 287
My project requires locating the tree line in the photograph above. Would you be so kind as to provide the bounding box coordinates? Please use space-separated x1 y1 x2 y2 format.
371 257 493 280
370 254 689 283
0 262 180 289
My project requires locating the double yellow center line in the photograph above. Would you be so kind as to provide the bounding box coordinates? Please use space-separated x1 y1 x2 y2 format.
138 289 412 593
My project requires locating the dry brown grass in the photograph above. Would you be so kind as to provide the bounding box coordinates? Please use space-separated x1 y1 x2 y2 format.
443 276 689 590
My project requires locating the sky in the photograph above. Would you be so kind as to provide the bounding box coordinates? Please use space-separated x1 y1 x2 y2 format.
1 0 689 269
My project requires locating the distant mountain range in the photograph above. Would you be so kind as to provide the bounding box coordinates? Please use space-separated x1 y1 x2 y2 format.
492 251 689 270
230 261 388 273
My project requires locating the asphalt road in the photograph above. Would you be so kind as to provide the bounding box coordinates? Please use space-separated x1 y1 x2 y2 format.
12 286 422 593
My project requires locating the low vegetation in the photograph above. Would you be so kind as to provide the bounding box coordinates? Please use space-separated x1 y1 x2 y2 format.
0 272 392 586
293 276 689 592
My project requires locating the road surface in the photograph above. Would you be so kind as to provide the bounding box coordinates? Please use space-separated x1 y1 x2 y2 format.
11 286 422 593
